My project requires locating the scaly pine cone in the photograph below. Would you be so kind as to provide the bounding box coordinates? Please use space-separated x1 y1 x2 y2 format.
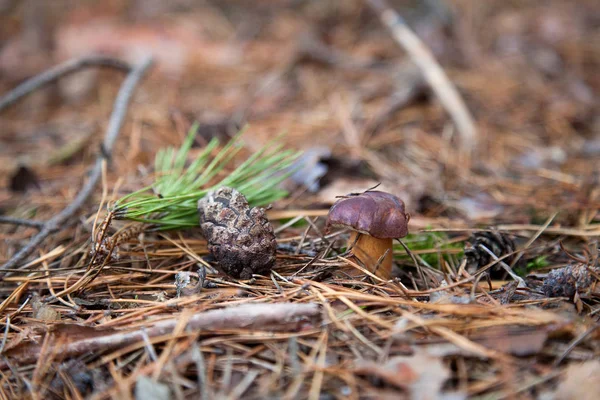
464 230 515 273
197 187 276 279
541 263 597 298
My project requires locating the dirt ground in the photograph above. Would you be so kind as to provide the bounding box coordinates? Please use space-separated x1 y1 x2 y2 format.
0 1 599 399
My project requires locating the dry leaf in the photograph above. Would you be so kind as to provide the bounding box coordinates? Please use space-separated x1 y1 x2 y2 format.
554 360 600 400
451 194 504 221
31 295 60 321
56 19 241 76
286 146 331 192
355 351 450 400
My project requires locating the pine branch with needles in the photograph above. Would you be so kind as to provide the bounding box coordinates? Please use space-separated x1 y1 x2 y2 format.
111 124 301 230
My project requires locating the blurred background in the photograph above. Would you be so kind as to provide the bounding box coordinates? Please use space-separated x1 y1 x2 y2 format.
1 0 599 226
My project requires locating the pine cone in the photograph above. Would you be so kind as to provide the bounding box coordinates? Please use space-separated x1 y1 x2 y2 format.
464 230 515 272
541 263 597 298
197 187 276 279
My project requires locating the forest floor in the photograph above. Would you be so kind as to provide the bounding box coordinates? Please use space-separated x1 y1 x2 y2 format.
0 1 599 399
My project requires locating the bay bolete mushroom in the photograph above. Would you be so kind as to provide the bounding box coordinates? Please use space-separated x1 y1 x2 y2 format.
326 190 409 279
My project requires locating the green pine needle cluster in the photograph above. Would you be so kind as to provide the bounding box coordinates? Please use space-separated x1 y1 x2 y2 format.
112 124 301 230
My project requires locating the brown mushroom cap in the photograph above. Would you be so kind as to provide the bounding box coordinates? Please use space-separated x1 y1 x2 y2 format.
326 191 409 238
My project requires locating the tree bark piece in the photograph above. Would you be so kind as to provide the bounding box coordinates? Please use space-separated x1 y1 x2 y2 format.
2 302 321 367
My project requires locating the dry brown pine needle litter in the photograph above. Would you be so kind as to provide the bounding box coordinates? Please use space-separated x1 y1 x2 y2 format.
197 187 276 279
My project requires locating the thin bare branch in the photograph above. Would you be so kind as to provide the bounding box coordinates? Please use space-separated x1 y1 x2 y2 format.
0 55 130 112
0 217 45 229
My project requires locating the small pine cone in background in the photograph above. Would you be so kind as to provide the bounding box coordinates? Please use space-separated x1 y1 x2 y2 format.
541 263 598 298
198 187 277 279
464 230 515 273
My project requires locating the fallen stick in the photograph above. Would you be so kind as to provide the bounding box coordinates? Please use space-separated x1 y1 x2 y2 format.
366 0 477 155
1 302 322 366
0 56 153 273
0 55 130 112
0 217 46 229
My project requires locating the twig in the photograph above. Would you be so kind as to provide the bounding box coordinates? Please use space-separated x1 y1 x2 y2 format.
477 244 526 288
366 0 477 155
226 370 259 400
553 324 599 366
2 303 321 366
0 56 153 273
192 344 211 400
0 55 131 112
0 317 10 354
0 217 45 229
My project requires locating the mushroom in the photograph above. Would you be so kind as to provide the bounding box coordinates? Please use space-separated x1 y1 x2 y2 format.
326 190 409 279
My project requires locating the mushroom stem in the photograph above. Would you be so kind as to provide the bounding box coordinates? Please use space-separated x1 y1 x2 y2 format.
348 232 393 279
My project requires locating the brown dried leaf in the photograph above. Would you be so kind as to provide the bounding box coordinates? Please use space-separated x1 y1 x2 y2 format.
55 19 241 76
355 351 449 399
31 295 60 321
554 360 600 400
